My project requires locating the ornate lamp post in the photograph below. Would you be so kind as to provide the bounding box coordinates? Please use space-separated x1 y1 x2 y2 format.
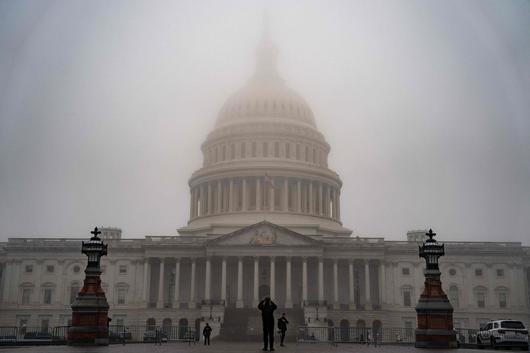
68 227 110 346
415 229 457 348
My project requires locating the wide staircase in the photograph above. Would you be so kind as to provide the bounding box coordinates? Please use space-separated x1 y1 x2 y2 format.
219 307 305 342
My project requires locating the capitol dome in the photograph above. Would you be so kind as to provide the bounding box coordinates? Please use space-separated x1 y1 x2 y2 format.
179 32 351 237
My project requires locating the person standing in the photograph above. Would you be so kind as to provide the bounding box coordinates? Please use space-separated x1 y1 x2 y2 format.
203 323 212 345
258 296 277 351
277 313 289 347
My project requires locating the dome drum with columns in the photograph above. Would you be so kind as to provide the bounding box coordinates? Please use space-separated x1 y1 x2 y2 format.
180 29 350 237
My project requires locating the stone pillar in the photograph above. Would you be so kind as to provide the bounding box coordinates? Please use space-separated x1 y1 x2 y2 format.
229 179 234 212
173 258 180 308
309 182 314 214
318 182 323 215
143 259 150 304
331 189 337 219
189 189 194 219
333 259 339 307
189 258 196 308
349 260 355 309
364 260 372 310
157 259 165 308
253 257 259 306
205 257 211 301
221 258 227 304
283 178 288 211
242 178 247 211
207 182 212 214
318 257 324 302
269 178 274 211
297 179 302 213
336 190 341 220
217 180 222 213
302 257 308 303
256 178 262 211
199 185 205 216
285 257 292 308
380 261 386 305
270 257 276 300
236 257 244 308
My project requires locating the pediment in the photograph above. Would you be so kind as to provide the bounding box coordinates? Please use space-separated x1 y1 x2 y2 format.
209 221 318 247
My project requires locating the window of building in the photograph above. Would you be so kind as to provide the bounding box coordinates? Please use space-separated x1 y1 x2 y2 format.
274 142 279 158
402 267 410 276
40 319 49 333
475 268 483 277
22 289 31 305
241 142 246 158
296 144 300 160
496 269 504 278
73 265 80 273
251 142 257 157
117 288 127 304
499 292 507 308
285 143 290 158
119 265 127 274
403 290 412 307
230 144 235 159
448 286 459 308
476 291 486 308
25 265 33 273
263 142 269 157
46 265 54 273
43 289 53 304
449 268 456 276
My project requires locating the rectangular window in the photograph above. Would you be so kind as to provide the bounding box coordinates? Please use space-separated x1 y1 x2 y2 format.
402 267 410 276
25 265 33 273
477 292 485 308
43 289 53 304
496 269 504 277
119 265 127 274
499 293 507 308
117 289 127 304
475 268 483 277
22 289 31 304
46 265 54 273
403 290 412 307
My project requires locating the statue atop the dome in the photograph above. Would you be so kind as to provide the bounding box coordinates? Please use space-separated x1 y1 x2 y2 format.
254 12 280 82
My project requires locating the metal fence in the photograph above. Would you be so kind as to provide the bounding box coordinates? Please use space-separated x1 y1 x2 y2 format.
0 325 197 346
297 326 416 345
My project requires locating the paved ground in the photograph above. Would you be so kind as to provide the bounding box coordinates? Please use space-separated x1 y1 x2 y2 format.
0 342 523 353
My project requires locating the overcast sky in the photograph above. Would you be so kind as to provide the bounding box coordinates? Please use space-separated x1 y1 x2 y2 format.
0 0 529 243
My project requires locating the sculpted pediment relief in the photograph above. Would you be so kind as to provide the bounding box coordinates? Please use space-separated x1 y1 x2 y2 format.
210 222 317 247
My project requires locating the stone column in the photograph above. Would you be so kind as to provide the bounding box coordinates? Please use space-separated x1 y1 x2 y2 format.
318 257 324 302
221 258 227 304
256 177 262 211
336 190 341 220
236 257 244 308
173 258 180 308
283 178 288 211
207 182 212 214
318 182 323 215
309 182 313 214
364 260 372 310
189 189 194 218
229 179 234 212
349 260 355 309
205 257 211 301
285 257 292 308
253 257 259 306
331 189 337 219
217 180 222 213
302 257 308 303
157 259 165 308
269 178 274 211
297 180 302 213
242 178 247 211
143 259 150 305
199 185 205 216
270 257 276 300
189 258 196 308
333 259 339 307
379 261 386 306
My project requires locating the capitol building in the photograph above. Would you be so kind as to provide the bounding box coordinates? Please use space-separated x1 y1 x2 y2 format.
0 33 529 338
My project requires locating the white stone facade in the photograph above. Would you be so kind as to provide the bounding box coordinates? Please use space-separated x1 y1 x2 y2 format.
1 34 529 332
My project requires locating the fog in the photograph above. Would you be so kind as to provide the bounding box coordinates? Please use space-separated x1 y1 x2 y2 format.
0 0 529 243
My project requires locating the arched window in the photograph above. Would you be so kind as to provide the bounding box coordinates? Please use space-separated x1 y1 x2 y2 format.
41 283 56 305
474 286 487 308
178 318 188 339
115 283 129 305
401 285 414 307
19 283 34 305
146 318 156 331
340 319 350 342
495 287 509 308
448 285 459 308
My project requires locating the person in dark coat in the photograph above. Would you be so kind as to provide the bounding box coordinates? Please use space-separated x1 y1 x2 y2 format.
203 323 212 345
277 313 289 347
258 296 277 351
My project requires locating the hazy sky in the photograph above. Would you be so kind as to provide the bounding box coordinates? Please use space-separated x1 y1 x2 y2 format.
0 0 529 243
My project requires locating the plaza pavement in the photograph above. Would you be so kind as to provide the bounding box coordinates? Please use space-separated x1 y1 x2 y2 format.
0 342 516 353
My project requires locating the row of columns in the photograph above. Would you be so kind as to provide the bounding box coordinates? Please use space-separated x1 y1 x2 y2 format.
147 257 379 309
190 177 340 221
